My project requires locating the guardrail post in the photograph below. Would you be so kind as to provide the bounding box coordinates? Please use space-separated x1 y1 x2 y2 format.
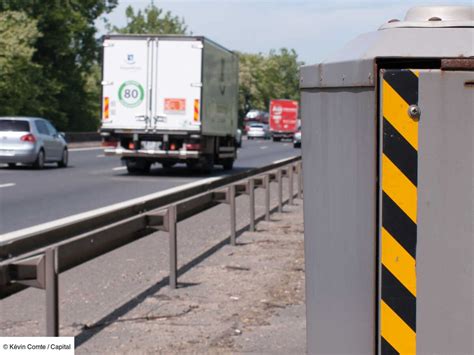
277 169 283 213
289 165 294 205
45 247 59 336
168 205 177 289
229 185 236 246
264 175 270 221
249 178 255 232
297 162 303 199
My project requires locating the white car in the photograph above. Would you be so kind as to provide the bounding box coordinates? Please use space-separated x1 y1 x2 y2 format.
0 116 68 168
247 123 270 140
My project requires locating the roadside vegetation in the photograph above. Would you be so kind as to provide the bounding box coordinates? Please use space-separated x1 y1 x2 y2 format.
238 49 302 118
0 2 302 131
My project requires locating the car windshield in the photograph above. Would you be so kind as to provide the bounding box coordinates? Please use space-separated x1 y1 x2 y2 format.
0 119 30 132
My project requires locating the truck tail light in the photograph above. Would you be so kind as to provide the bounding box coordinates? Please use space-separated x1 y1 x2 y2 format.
20 133 36 143
185 143 201 150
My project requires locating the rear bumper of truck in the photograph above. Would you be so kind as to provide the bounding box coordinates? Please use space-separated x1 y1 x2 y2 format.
104 148 200 160
271 131 295 139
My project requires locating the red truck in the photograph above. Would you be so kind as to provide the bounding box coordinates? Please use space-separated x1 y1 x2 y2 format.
269 99 299 141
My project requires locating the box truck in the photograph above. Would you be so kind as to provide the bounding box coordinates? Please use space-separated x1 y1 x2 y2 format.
269 99 299 141
100 35 239 173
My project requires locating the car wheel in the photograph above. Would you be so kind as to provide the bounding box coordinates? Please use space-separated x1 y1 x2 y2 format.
199 154 214 174
58 149 68 168
33 149 45 169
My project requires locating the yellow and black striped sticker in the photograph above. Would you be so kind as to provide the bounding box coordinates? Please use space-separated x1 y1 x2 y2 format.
380 69 419 354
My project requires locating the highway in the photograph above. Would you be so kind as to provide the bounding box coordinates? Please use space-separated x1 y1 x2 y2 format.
0 139 299 234
0 140 301 347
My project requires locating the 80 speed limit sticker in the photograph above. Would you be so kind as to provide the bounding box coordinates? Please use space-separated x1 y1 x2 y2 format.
118 81 144 108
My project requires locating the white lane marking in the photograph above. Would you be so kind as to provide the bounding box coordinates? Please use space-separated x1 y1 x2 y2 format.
113 166 127 171
272 156 299 164
0 183 16 188
283 143 289 146
69 147 102 152
96 154 105 158
260 146 268 150
0 176 221 243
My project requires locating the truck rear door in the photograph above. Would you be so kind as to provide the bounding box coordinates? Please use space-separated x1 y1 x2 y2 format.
270 100 299 133
152 39 202 132
101 38 151 130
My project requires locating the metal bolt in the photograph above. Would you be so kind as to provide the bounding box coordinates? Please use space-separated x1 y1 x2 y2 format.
408 105 421 121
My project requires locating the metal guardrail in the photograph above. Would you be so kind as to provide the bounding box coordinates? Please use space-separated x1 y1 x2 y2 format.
0 156 303 336
64 132 101 143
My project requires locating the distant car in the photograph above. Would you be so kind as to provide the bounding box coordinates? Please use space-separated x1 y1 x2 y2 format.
244 110 269 124
235 128 242 148
245 109 262 120
293 130 301 148
247 123 271 140
244 121 258 134
0 117 68 169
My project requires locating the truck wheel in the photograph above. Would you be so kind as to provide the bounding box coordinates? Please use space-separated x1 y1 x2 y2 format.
126 159 150 174
186 161 198 171
222 158 234 170
161 161 176 169
273 137 280 142
199 155 214 174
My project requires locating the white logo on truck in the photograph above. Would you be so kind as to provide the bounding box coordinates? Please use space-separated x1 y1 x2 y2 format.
273 105 283 114
126 54 135 65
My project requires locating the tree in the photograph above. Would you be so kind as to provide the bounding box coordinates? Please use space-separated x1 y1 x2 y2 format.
109 4 187 35
0 11 45 117
0 0 118 130
261 48 302 108
238 52 266 116
238 49 304 118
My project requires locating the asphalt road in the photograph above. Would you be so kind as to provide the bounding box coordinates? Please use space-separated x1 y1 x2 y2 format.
0 138 299 234
0 167 301 349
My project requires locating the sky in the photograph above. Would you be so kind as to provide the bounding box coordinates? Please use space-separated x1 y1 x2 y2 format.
98 0 471 64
